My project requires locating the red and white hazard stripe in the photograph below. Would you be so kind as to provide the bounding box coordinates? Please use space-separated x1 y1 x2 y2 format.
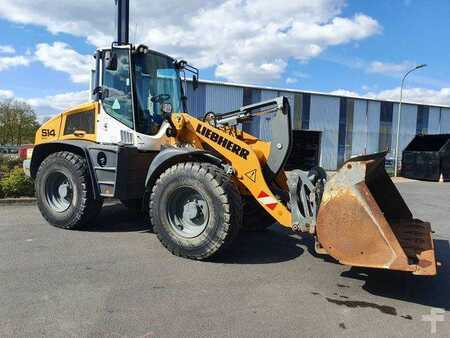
257 191 278 210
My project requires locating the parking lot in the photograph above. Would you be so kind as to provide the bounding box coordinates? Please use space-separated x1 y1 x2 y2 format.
1 180 449 337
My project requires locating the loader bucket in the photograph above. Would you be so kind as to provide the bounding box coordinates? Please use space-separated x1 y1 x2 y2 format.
315 152 437 276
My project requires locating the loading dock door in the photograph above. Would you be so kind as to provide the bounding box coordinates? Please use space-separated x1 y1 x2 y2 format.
285 130 322 171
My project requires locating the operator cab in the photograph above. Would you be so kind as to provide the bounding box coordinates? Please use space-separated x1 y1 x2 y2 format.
93 44 198 150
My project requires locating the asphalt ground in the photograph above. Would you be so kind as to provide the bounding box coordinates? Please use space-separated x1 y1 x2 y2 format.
1 181 449 337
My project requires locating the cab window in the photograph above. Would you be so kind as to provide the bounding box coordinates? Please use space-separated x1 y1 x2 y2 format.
102 48 134 129
133 51 183 135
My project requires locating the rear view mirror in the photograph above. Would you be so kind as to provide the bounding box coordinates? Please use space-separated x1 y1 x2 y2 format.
193 75 199 91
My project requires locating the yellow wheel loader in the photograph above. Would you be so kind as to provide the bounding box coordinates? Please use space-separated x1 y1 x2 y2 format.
25 0 437 275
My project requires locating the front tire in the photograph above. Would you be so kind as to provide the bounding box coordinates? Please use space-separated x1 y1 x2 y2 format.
35 151 102 229
150 162 242 259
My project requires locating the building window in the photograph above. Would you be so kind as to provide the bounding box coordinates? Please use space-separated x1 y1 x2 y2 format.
301 94 311 129
379 101 393 152
417 105 429 134
243 88 261 106
243 87 253 106
337 97 354 167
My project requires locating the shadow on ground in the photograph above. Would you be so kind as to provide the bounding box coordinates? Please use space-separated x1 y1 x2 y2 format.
81 203 151 233
213 226 307 264
341 239 450 311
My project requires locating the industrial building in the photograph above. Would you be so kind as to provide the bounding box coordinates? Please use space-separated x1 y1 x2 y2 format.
185 79 450 170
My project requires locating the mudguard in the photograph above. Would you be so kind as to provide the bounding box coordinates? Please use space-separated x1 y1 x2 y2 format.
30 140 101 199
144 146 224 191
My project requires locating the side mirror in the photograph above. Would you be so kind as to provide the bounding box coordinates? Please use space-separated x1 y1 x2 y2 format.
105 51 118 71
93 86 109 100
193 75 199 91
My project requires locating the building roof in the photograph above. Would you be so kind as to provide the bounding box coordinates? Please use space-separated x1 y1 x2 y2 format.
196 79 450 109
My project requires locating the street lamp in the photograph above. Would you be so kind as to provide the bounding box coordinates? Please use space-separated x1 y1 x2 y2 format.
394 63 427 177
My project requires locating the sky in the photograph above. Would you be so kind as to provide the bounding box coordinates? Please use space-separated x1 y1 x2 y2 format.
1 0 450 119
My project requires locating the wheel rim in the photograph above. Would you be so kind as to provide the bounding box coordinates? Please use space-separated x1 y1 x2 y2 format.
167 187 210 238
44 171 74 212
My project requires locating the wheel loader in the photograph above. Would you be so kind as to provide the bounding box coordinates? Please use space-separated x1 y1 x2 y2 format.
25 0 437 275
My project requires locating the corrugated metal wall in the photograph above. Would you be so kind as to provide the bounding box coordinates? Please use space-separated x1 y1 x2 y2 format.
366 101 381 154
309 95 340 170
184 81 450 170
186 82 206 118
441 108 450 133
259 90 279 141
261 89 278 101
352 99 369 156
391 103 418 157
205 84 243 114
428 107 441 134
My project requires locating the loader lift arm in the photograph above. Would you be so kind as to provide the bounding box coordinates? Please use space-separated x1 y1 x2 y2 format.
170 96 321 229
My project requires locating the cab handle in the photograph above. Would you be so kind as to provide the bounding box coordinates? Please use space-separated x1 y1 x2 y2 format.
73 130 86 137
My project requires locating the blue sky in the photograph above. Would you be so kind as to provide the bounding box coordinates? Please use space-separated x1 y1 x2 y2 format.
1 0 449 118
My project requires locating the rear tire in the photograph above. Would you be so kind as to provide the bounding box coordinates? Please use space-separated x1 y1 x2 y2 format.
150 162 242 259
35 151 102 229
242 196 275 231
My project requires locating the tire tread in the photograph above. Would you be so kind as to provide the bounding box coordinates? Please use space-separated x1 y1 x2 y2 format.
150 161 242 259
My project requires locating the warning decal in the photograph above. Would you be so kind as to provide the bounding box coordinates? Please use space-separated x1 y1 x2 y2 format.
257 191 278 210
245 169 257 182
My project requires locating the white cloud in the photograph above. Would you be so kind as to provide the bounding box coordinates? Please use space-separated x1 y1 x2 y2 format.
329 89 360 97
26 90 90 114
286 77 299 84
0 87 89 117
365 87 450 106
331 86 450 106
368 60 416 75
0 89 15 99
35 42 93 83
0 0 381 83
0 55 31 71
0 45 15 54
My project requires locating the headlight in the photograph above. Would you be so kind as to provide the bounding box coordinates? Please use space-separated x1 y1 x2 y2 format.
26 147 33 160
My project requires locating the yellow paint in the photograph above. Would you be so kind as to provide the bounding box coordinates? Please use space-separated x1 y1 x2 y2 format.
59 102 99 142
35 114 62 144
35 102 98 145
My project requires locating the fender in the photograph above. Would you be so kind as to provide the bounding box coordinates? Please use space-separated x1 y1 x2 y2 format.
30 140 101 199
144 146 224 191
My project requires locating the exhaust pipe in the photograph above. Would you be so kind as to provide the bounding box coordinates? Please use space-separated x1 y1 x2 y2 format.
116 0 129 45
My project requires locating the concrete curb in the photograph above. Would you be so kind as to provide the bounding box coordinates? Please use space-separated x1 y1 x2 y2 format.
0 198 122 206
0 197 36 205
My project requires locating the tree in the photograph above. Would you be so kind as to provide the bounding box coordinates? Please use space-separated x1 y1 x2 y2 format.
0 99 40 145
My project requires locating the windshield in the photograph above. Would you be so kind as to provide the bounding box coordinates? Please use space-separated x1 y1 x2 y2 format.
133 51 183 135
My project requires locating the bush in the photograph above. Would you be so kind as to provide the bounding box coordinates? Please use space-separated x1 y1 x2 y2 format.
0 155 22 179
0 167 34 198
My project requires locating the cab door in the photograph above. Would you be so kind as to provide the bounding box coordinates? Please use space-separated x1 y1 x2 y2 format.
97 45 136 145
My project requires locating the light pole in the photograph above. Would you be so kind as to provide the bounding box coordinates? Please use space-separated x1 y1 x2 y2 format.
394 63 427 177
